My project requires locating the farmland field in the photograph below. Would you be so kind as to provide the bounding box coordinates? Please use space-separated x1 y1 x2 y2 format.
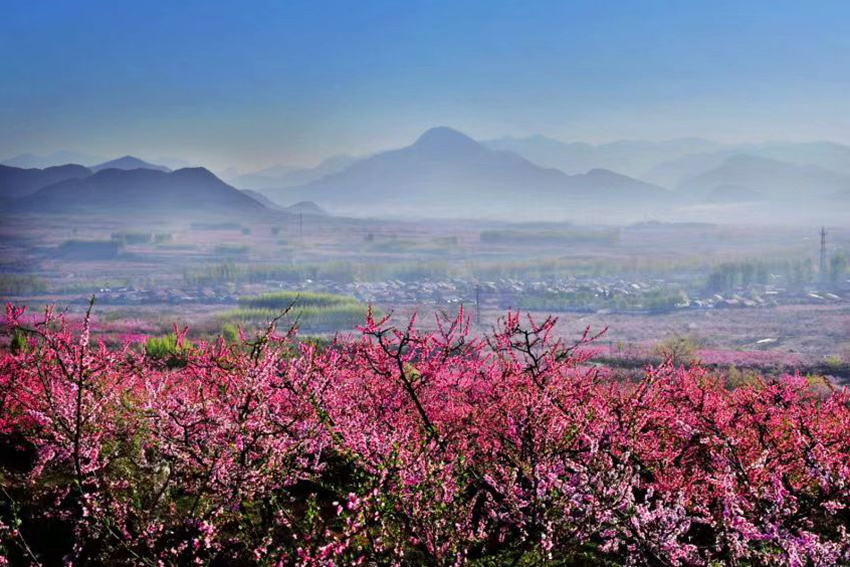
2 212 848 382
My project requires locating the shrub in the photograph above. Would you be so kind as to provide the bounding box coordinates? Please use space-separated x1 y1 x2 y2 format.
221 322 242 344
1 304 848 565
144 332 194 367
652 334 701 365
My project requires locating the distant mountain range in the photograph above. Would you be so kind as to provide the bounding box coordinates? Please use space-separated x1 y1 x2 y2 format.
643 144 850 189
3 129 850 220
25 167 264 214
270 127 671 218
229 154 359 191
1 152 183 172
483 135 723 178
0 163 92 200
475 134 850 212
676 155 850 202
1 162 268 216
484 135 850 194
1 151 105 169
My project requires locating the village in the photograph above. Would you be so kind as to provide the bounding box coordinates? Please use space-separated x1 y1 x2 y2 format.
88 272 847 315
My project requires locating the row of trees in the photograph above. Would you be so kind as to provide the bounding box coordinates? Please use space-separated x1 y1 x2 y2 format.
706 252 848 292
1 304 848 565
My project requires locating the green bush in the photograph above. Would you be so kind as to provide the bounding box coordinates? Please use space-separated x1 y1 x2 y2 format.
221 323 242 344
145 334 194 366
652 335 701 366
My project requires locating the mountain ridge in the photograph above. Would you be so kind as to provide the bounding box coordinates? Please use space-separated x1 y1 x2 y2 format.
91 156 171 173
0 163 93 200
271 127 670 219
17 167 267 216
676 154 850 201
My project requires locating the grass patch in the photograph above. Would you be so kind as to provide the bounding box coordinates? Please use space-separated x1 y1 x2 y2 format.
220 291 371 332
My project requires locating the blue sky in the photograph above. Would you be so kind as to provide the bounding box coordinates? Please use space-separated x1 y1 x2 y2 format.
2 0 849 171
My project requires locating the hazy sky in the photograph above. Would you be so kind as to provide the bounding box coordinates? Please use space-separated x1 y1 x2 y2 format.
2 0 849 171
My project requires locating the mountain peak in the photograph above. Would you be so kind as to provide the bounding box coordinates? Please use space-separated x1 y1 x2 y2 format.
20 164 264 215
413 127 480 151
92 156 170 173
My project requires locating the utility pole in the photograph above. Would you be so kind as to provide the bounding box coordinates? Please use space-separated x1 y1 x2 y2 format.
820 226 828 282
475 284 481 326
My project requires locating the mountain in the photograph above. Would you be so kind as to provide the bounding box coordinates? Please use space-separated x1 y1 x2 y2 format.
232 154 360 190
230 166 301 190
643 141 850 188
275 127 670 219
240 189 328 215
744 141 850 177
641 152 733 189
286 201 328 216
676 155 850 202
483 135 722 177
19 167 266 215
487 136 850 191
241 189 283 210
91 156 171 173
1 151 104 169
0 164 93 200
571 168 669 199
154 157 194 171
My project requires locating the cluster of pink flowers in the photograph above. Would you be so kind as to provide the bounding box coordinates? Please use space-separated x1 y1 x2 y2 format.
1 303 848 566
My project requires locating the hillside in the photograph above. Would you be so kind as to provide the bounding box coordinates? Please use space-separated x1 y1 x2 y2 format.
232 154 359 190
19 167 266 215
676 154 850 202
0 163 93 200
242 189 283 209
484 135 721 177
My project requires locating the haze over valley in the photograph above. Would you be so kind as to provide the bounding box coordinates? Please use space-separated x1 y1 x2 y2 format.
4 125 849 224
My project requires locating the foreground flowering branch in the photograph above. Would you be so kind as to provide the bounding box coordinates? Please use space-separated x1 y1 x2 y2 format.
0 304 848 566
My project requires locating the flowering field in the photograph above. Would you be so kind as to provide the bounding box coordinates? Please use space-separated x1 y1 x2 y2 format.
1 304 849 566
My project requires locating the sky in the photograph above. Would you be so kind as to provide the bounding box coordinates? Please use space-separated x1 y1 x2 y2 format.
2 0 849 172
